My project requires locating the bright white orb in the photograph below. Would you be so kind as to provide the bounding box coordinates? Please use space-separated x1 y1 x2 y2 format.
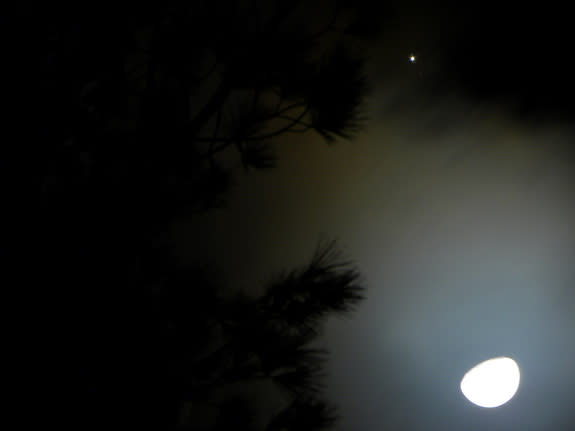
460 357 520 408
409 54 416 63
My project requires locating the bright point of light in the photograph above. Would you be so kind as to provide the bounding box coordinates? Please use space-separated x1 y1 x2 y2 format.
460 357 520 408
409 54 416 63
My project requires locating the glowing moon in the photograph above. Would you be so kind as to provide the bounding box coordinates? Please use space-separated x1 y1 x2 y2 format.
460 357 520 408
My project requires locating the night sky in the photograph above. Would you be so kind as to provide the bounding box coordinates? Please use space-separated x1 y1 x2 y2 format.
172 2 575 430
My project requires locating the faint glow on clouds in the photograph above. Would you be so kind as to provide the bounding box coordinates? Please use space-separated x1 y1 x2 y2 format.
460 357 520 408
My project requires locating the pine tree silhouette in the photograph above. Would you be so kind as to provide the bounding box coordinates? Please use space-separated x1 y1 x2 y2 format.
29 1 380 428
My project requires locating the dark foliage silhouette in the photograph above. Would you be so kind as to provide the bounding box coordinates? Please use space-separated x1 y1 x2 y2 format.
29 1 377 429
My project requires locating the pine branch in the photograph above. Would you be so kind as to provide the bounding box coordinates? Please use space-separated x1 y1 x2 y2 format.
196 106 309 160
277 114 312 128
248 106 310 140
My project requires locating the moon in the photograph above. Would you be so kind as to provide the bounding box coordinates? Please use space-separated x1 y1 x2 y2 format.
460 357 520 408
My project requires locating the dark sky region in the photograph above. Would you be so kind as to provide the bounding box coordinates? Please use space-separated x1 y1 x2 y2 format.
170 2 575 430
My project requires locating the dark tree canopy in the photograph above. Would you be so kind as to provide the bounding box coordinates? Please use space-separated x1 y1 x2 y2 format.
27 1 377 429
36 0 373 217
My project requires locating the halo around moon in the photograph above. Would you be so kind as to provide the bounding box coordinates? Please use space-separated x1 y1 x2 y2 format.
460 356 520 408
